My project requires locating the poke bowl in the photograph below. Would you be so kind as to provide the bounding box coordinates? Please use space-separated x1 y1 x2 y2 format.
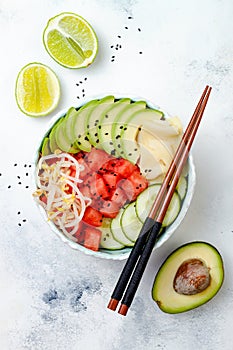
33 95 196 260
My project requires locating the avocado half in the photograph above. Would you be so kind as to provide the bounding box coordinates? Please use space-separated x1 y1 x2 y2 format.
152 242 224 314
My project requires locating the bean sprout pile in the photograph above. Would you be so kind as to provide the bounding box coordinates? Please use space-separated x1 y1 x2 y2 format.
33 152 91 241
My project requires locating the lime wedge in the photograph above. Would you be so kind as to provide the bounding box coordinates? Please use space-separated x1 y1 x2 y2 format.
15 62 60 117
43 12 98 69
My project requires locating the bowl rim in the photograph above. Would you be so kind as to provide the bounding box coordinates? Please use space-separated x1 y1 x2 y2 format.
32 94 196 260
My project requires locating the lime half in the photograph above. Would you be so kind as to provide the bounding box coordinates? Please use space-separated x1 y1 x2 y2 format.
15 62 60 117
43 12 98 69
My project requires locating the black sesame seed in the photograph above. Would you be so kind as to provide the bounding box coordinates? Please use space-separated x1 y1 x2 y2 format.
110 45 114 48
84 77 87 81
17 176 20 179
96 139 99 143
105 132 109 135
26 173 29 176
103 238 106 241
111 150 116 155
138 127 142 131
139 51 143 54
76 83 79 86
124 127 127 130
98 125 101 129
128 153 132 156
8 185 11 189
134 148 138 151
17 211 20 215
18 223 21 227
18 182 22 185
109 142 113 145
107 203 111 207
29 165 31 168
84 136 89 141
82 89 85 92
105 115 108 118
23 219 26 222
117 144 121 148
138 28 141 32
25 186 29 188
79 81 83 84
77 142 81 145
118 35 121 38
116 135 121 139
77 96 80 99
120 125 123 129
128 16 133 19
14 163 17 167
94 133 98 137
83 94 85 97
125 26 128 29
24 164 27 167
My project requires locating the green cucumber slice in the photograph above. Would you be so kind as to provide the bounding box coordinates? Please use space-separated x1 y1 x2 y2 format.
110 207 134 246
100 218 125 250
121 202 143 242
162 191 180 227
176 176 188 200
136 184 181 227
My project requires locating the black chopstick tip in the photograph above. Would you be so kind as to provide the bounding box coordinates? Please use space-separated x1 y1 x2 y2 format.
118 303 129 316
107 298 119 311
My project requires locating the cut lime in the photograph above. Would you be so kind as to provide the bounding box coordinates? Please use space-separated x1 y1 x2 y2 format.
43 12 98 69
15 62 60 117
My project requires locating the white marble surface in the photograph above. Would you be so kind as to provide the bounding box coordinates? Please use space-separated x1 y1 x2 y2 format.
1 0 233 349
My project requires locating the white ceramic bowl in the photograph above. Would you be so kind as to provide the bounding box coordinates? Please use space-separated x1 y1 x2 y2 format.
33 95 196 260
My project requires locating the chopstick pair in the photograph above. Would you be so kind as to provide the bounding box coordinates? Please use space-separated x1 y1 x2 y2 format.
107 85 212 316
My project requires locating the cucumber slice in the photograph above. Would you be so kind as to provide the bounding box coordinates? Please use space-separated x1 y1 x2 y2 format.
176 176 188 200
162 191 180 227
100 218 125 250
121 202 143 242
110 207 134 246
136 184 181 227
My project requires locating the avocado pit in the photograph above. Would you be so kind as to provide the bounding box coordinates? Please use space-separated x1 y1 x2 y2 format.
173 258 210 295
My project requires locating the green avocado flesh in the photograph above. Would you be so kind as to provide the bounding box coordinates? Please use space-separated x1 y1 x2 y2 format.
152 242 224 314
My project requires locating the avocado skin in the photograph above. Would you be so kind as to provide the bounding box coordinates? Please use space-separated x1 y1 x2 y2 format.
152 241 224 314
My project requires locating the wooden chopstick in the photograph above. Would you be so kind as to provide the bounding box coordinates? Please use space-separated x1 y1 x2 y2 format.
107 86 212 315
117 86 212 315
